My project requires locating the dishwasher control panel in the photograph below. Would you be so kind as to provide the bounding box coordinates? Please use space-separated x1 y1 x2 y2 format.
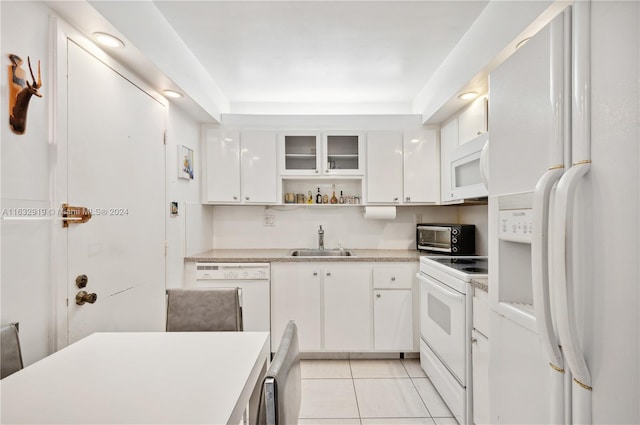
196 263 270 280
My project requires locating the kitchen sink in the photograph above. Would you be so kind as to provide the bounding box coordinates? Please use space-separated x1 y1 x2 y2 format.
289 249 356 257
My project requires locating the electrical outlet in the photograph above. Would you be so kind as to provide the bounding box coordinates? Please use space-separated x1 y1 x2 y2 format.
263 215 275 227
415 213 423 224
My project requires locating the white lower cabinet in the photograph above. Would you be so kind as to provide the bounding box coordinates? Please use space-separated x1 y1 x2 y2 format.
472 329 490 425
323 266 371 351
271 261 417 353
472 287 490 425
373 289 413 350
270 263 322 352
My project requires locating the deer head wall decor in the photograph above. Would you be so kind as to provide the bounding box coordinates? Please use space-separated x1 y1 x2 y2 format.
8 54 42 135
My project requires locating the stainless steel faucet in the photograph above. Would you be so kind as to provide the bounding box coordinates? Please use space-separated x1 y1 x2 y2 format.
318 225 324 250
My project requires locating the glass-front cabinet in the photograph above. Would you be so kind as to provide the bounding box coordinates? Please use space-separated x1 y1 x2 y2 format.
322 131 364 175
279 132 322 175
279 131 364 176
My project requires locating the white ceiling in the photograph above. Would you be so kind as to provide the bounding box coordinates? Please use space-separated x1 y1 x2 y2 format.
152 1 488 109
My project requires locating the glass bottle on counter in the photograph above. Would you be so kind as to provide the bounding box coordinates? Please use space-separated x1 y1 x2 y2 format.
307 191 313 204
330 185 338 204
339 190 345 204
315 187 322 204
323 193 329 204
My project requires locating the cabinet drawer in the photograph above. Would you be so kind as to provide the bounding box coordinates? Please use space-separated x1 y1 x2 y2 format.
473 288 490 337
373 267 412 289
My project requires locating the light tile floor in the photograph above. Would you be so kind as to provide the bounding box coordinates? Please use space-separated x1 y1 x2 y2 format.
298 359 458 425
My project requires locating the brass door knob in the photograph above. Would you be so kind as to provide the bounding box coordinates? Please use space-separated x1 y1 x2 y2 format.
76 291 97 305
75 274 88 288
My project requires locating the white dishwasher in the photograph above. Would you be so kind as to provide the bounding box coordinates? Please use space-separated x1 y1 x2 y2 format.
193 263 270 332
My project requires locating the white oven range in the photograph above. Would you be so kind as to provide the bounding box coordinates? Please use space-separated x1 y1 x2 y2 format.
416 256 488 425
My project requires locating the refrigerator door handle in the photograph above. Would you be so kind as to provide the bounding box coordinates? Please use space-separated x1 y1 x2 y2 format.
553 161 592 390
533 168 566 425
532 169 565 368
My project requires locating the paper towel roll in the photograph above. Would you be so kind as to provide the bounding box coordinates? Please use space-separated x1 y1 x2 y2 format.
364 206 396 220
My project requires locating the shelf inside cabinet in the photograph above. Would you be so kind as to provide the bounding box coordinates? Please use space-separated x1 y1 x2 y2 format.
282 178 362 206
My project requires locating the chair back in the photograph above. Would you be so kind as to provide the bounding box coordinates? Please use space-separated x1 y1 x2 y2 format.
1 323 24 379
258 321 301 425
166 288 243 332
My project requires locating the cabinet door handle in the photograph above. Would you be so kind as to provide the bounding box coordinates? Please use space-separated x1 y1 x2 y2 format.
391 277 396 282
472 337 478 344
326 272 331 277
393 197 399 201
233 196 238 200
405 196 411 202
313 272 318 276
315 170 319 174
376 293 381 298
245 196 250 201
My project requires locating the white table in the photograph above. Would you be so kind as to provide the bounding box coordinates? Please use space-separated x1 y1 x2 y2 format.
1 332 270 424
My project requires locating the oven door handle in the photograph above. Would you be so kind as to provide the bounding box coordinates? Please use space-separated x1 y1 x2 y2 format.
417 274 464 303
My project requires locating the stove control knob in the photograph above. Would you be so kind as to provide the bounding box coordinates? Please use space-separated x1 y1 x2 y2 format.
452 238 458 243
452 247 459 252
452 229 460 235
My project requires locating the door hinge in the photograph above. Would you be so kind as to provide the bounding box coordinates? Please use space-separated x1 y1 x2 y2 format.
163 130 167 145
164 240 168 257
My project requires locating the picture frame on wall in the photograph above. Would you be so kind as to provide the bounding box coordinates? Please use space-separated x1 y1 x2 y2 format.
178 145 194 180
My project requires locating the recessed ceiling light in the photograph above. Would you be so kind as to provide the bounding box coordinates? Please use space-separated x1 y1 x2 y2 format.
163 90 183 99
516 37 532 50
458 92 478 101
93 32 124 48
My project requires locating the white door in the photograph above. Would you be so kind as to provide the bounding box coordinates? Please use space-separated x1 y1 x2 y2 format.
323 266 371 351
373 289 413 351
64 41 166 344
240 130 277 203
403 128 439 203
366 130 402 204
270 263 322 351
204 128 240 203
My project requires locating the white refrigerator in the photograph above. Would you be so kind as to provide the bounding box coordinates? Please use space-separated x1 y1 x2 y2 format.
488 1 639 424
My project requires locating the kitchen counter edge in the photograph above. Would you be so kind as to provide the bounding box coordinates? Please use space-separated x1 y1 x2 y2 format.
185 249 421 263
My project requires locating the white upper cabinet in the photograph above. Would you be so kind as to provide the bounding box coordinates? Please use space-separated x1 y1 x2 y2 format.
366 130 403 203
203 128 277 204
322 131 365 175
279 132 322 175
204 128 241 203
403 128 440 204
240 130 278 203
440 118 459 203
458 96 488 145
279 130 364 176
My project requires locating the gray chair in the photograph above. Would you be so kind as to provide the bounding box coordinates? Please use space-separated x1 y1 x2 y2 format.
1 322 24 379
166 288 243 332
258 321 301 425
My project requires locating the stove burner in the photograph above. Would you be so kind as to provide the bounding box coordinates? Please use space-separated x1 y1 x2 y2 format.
462 267 488 273
449 259 475 265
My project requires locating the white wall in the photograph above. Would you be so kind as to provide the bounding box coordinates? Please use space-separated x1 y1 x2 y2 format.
1 0 55 365
458 205 489 255
165 105 213 288
213 205 458 250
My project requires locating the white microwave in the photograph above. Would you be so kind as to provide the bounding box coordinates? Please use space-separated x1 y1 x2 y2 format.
449 132 489 200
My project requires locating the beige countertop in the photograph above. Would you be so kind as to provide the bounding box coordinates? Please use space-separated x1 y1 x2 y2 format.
185 249 422 263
